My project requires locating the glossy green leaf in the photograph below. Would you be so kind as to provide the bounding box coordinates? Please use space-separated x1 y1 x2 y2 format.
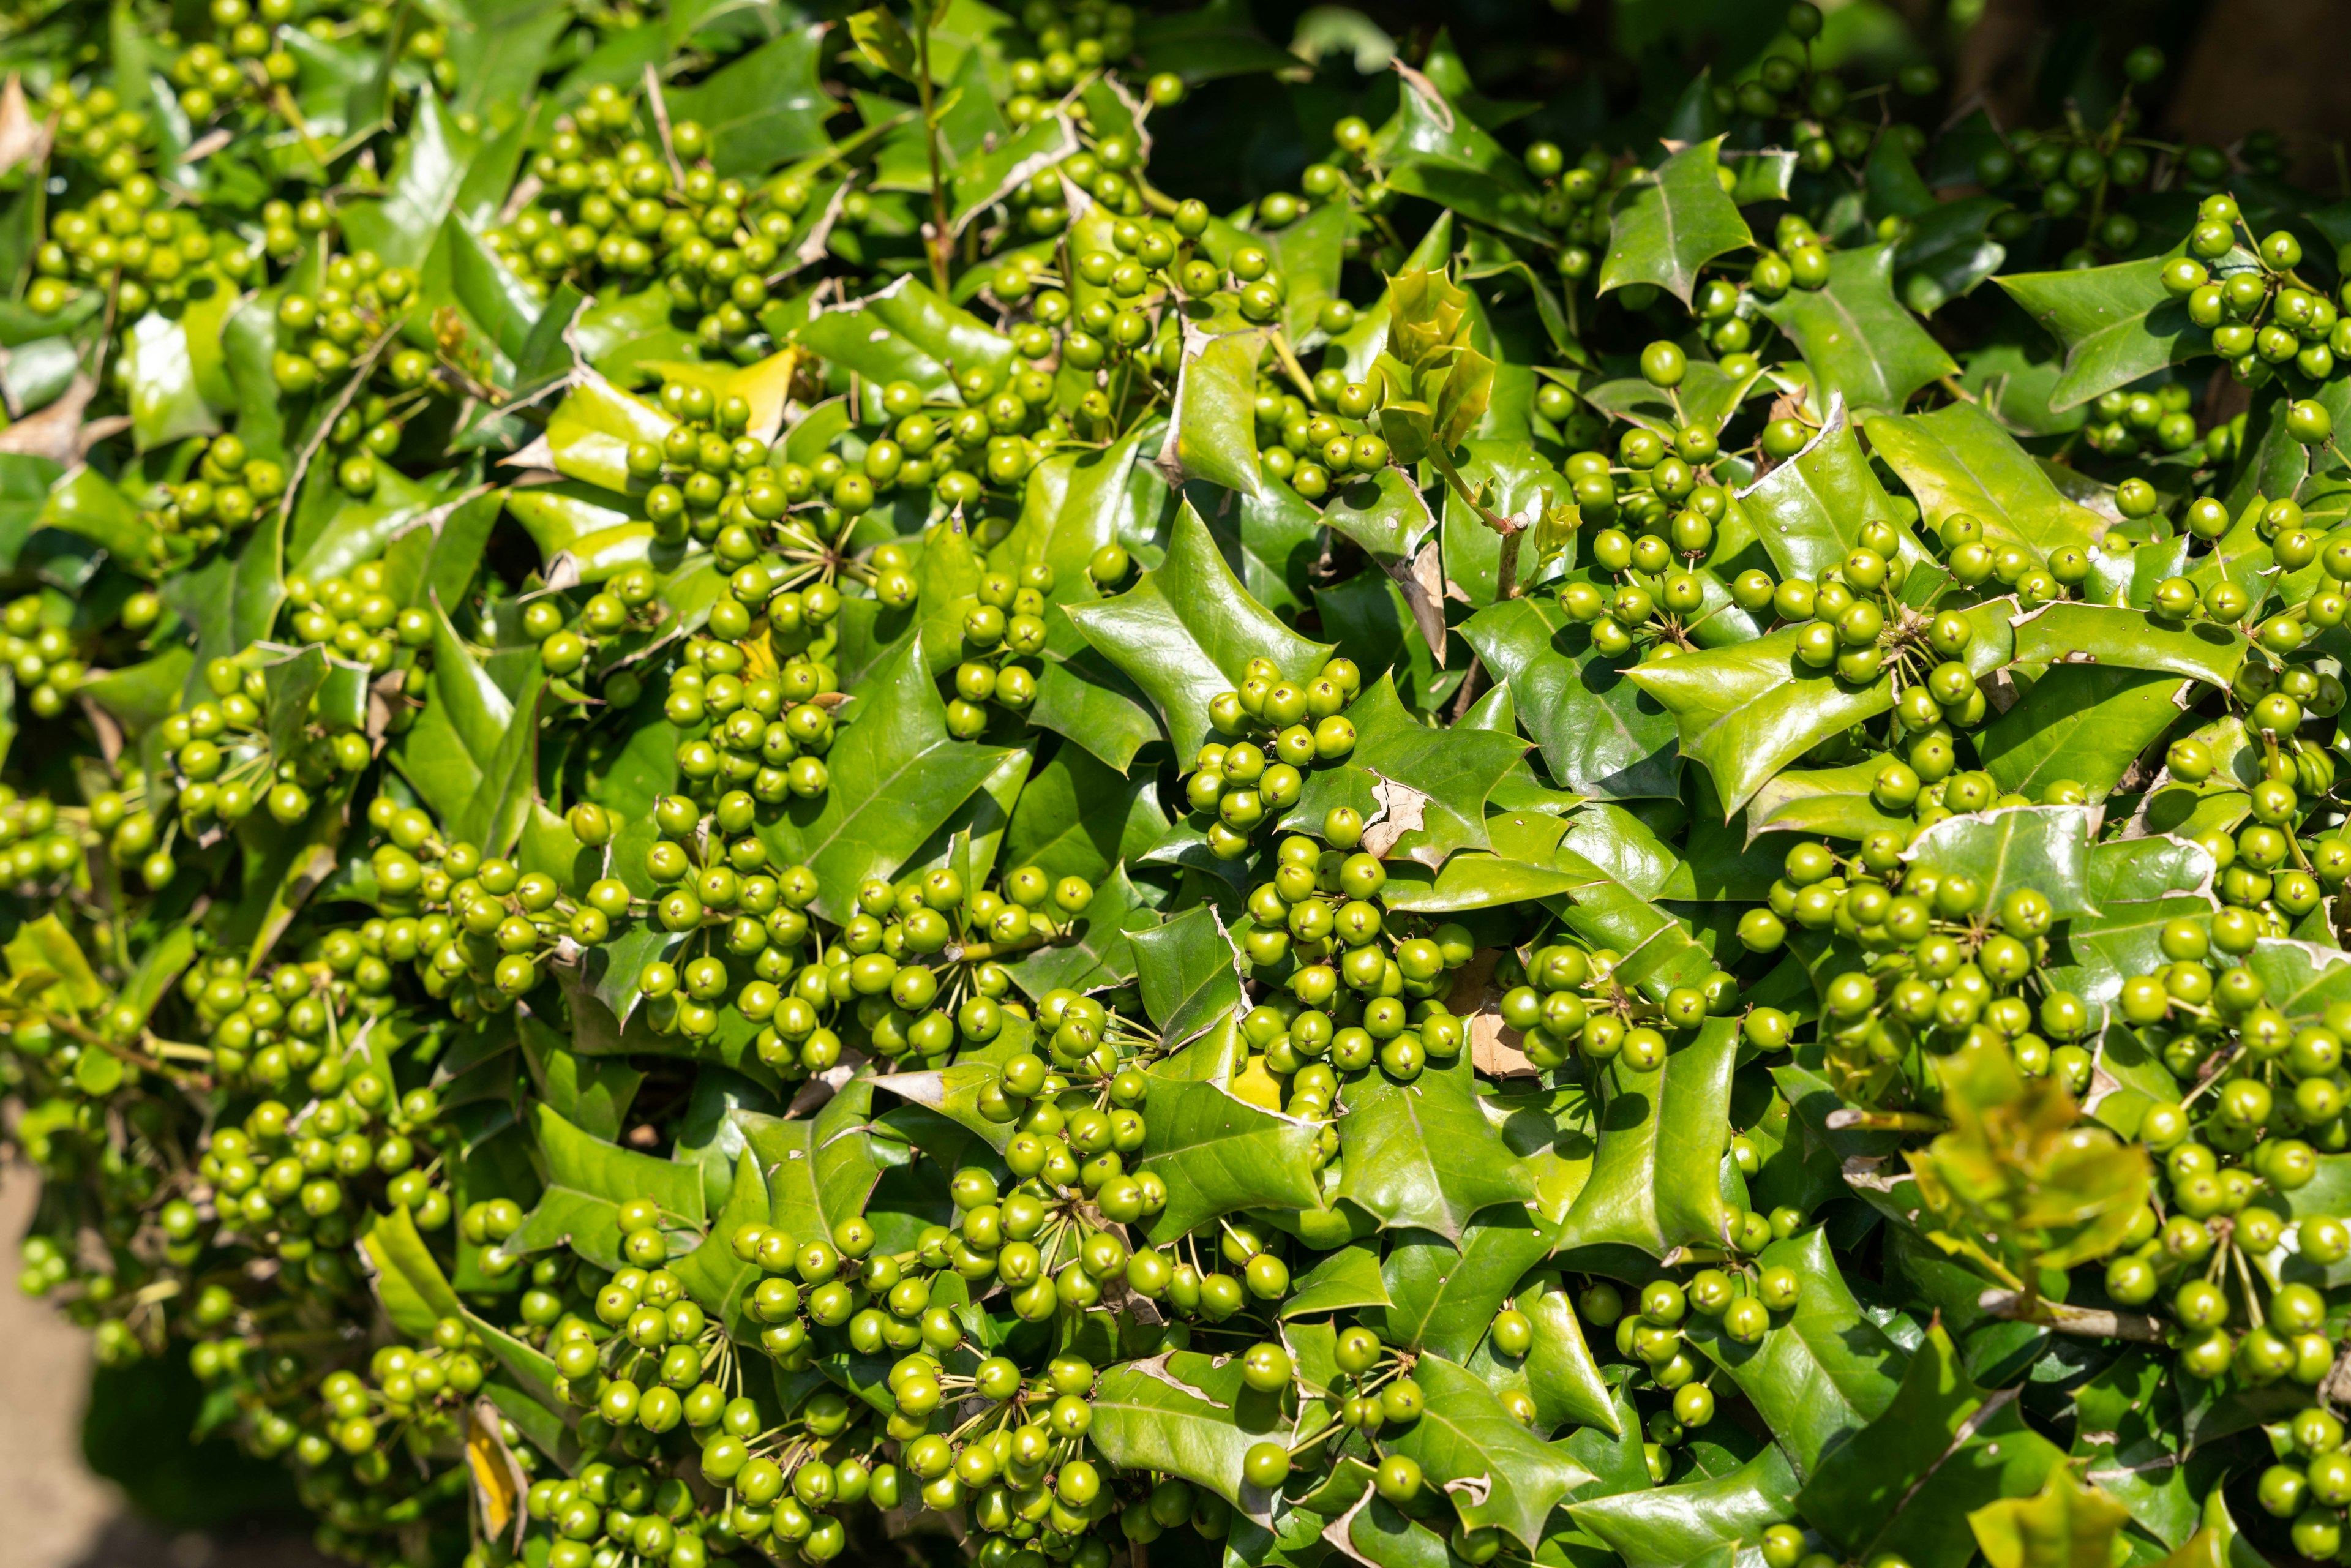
1600 137 1753 307
1159 319 1267 493
1902 805 2096 920
1335 1054 1537 1242
1796 1322 2066 1568
1065 501 1333 759
1976 664 2185 801
1995 247 2248 413
757 631 1015 924
1382 1354 1596 1548
1571 1442 1801 1568
361 1204 466 1340
2008 602 2248 689
1087 1350 1286 1518
1281 674 1525 867
796 274 1016 403
1865 400 2104 565
1686 1228 1908 1476
1757 245 1956 415
743 1078 884 1247
1135 1052 1324 1242
1374 1208 1552 1359
1553 1018 1739 1256
1745 759 1913 843
1370 72 1550 244
1281 1242 1390 1318
664 26 834 179
1460 596 1680 800
1129 904 1243 1045
1629 596 2011 816
1735 397 1922 583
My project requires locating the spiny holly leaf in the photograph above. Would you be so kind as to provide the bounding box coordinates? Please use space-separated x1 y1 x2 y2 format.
1865 399 2105 565
1975 664 2186 801
1627 595 2012 816
1684 1228 1908 1476
1129 903 1243 1044
1901 804 2098 920
1379 1354 1597 1549
1135 1034 1325 1242
1460 596 1680 800
1569 1441 1800 1568
1736 396 1922 582
1088 1351 1286 1520
1333 1054 1535 1242
1758 244 1957 415
1796 1322 2067 1568
1600 136 1753 307
1066 501 1334 758
1553 1018 1739 1256
1374 1209 1552 1358
1995 243 2257 413
1281 673 1526 867
756 631 1014 923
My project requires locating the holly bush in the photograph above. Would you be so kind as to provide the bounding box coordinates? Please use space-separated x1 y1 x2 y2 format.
14 1 2351 1566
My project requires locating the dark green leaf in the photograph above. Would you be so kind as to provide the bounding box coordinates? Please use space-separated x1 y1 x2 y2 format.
1685 1228 1908 1476
1865 400 2104 565
1976 664 2186 801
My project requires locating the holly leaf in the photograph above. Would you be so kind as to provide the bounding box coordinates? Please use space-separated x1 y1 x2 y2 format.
1757 244 1955 415
740 1078 884 1247
1865 399 2105 566
1735 396 1924 583
1158 316 1268 493
1552 1017 1739 1258
1746 759 1915 844
1976 664 2186 801
1995 244 2257 413
1334 1054 1536 1243
1129 904 1243 1045
795 274 1016 404
1796 1322 2067 1568
2008 602 2248 689
1370 69 1550 244
1460 596 1680 800
1280 1242 1391 1318
1065 501 1333 759
389 601 545 856
1570 1442 1801 1568
1280 674 1524 868
663 25 835 180
1684 1228 1909 1477
1627 597 2011 816
1902 805 2098 921
1134 1041 1325 1242
756 631 1014 923
1379 1354 1596 1550
1374 1209 1553 1359
1600 136 1753 306
1088 1351 1287 1519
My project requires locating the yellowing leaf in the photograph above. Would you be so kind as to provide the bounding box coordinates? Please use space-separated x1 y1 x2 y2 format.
1967 1468 2131 1568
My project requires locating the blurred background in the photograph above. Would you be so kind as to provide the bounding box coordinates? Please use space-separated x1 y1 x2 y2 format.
9 0 2347 1562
